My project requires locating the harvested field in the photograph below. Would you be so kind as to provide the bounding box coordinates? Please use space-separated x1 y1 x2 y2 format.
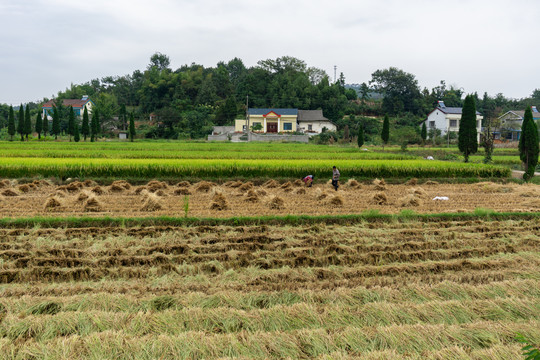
0 218 538 359
0 180 538 217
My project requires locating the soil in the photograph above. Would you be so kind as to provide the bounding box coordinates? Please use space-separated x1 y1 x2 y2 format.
0 180 538 218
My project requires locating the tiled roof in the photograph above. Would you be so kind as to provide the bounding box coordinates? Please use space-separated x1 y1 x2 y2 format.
438 106 482 116
248 108 298 116
42 98 92 108
297 110 329 122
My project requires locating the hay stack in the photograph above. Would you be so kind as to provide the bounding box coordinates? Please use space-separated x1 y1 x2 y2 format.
293 179 303 187
91 186 105 195
83 180 97 187
76 191 91 202
373 178 386 191
268 196 285 210
263 180 280 188
66 181 84 192
239 182 254 192
195 181 214 193
347 179 360 188
295 188 306 195
228 180 243 188
155 189 167 197
316 190 329 201
0 180 9 188
84 196 103 212
210 193 229 210
405 178 418 186
141 193 162 211
1 189 18 197
109 183 126 192
111 180 131 190
133 186 147 195
280 181 292 190
399 194 422 207
408 187 427 198
44 196 63 210
176 181 190 187
425 180 439 185
372 192 388 205
18 184 31 193
174 188 191 196
256 188 267 196
329 195 344 207
54 190 67 198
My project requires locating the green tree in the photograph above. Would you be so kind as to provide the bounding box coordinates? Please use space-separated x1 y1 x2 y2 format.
24 105 32 140
35 112 42 139
7 106 15 141
118 104 127 131
421 122 427 146
458 95 478 162
17 105 24 141
91 108 100 140
42 112 49 137
381 114 390 149
67 106 75 141
51 107 61 139
519 107 539 181
370 67 422 115
357 124 364 148
73 118 80 142
81 107 90 141
343 125 350 142
129 112 136 142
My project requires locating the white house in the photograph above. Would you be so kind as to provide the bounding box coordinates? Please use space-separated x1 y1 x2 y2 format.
297 110 337 135
423 101 483 142
496 106 540 141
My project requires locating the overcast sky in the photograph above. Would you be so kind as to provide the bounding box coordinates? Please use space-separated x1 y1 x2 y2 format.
1 0 539 105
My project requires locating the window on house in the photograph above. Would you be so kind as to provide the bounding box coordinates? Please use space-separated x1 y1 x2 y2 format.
242 125 247 131
308 124 313 131
450 120 457 127
429 121 435 128
283 122 292 131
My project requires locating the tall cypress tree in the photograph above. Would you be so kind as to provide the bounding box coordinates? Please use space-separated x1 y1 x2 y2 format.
92 108 101 140
52 106 60 139
81 107 89 141
381 114 390 149
357 123 364 148
73 118 80 142
42 111 49 137
67 106 75 142
458 95 478 162
24 105 32 141
129 112 136 142
421 122 427 146
7 105 15 141
35 112 42 139
519 107 539 181
17 105 24 141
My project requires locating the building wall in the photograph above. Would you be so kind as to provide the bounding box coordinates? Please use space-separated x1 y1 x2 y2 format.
426 110 482 142
235 116 297 133
298 121 336 133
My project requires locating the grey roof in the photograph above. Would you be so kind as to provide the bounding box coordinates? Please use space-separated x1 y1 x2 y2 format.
499 110 540 120
248 108 298 116
297 110 330 122
438 106 482 115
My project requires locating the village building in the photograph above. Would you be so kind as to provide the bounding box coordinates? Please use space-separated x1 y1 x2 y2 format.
423 101 483 143
297 110 337 135
235 108 298 133
496 106 540 141
42 96 94 119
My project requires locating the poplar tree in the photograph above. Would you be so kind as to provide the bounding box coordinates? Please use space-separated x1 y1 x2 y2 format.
421 122 427 146
42 112 49 137
73 118 80 142
52 107 60 139
67 106 75 141
8 106 15 141
81 107 89 141
24 105 32 140
35 112 42 139
129 112 136 142
92 108 100 140
458 95 478 162
357 124 364 148
381 114 390 149
519 107 539 181
17 105 24 141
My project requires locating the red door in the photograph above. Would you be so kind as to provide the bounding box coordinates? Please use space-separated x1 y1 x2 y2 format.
267 123 278 133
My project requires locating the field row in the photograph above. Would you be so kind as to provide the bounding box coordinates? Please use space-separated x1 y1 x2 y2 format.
0 219 539 359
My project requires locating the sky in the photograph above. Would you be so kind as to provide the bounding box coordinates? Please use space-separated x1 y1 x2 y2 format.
1 0 539 105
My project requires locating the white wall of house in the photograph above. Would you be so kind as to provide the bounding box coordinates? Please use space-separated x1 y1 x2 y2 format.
426 110 482 142
298 121 336 134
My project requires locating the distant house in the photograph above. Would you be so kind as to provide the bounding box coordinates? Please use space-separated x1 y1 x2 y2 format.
42 96 94 119
297 110 336 135
235 108 298 133
423 101 483 142
496 106 540 141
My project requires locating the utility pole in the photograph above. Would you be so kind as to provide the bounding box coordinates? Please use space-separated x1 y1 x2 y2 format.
246 95 250 141
334 65 337 83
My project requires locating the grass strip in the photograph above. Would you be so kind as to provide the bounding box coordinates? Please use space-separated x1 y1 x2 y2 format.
0 210 539 228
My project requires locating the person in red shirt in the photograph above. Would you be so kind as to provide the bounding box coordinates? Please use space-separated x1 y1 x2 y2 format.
303 175 314 187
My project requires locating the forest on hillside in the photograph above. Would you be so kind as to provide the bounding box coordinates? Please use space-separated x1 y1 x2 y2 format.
0 53 539 142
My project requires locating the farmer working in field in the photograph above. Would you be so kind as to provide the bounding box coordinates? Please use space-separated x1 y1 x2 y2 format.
303 175 314 187
332 166 340 191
